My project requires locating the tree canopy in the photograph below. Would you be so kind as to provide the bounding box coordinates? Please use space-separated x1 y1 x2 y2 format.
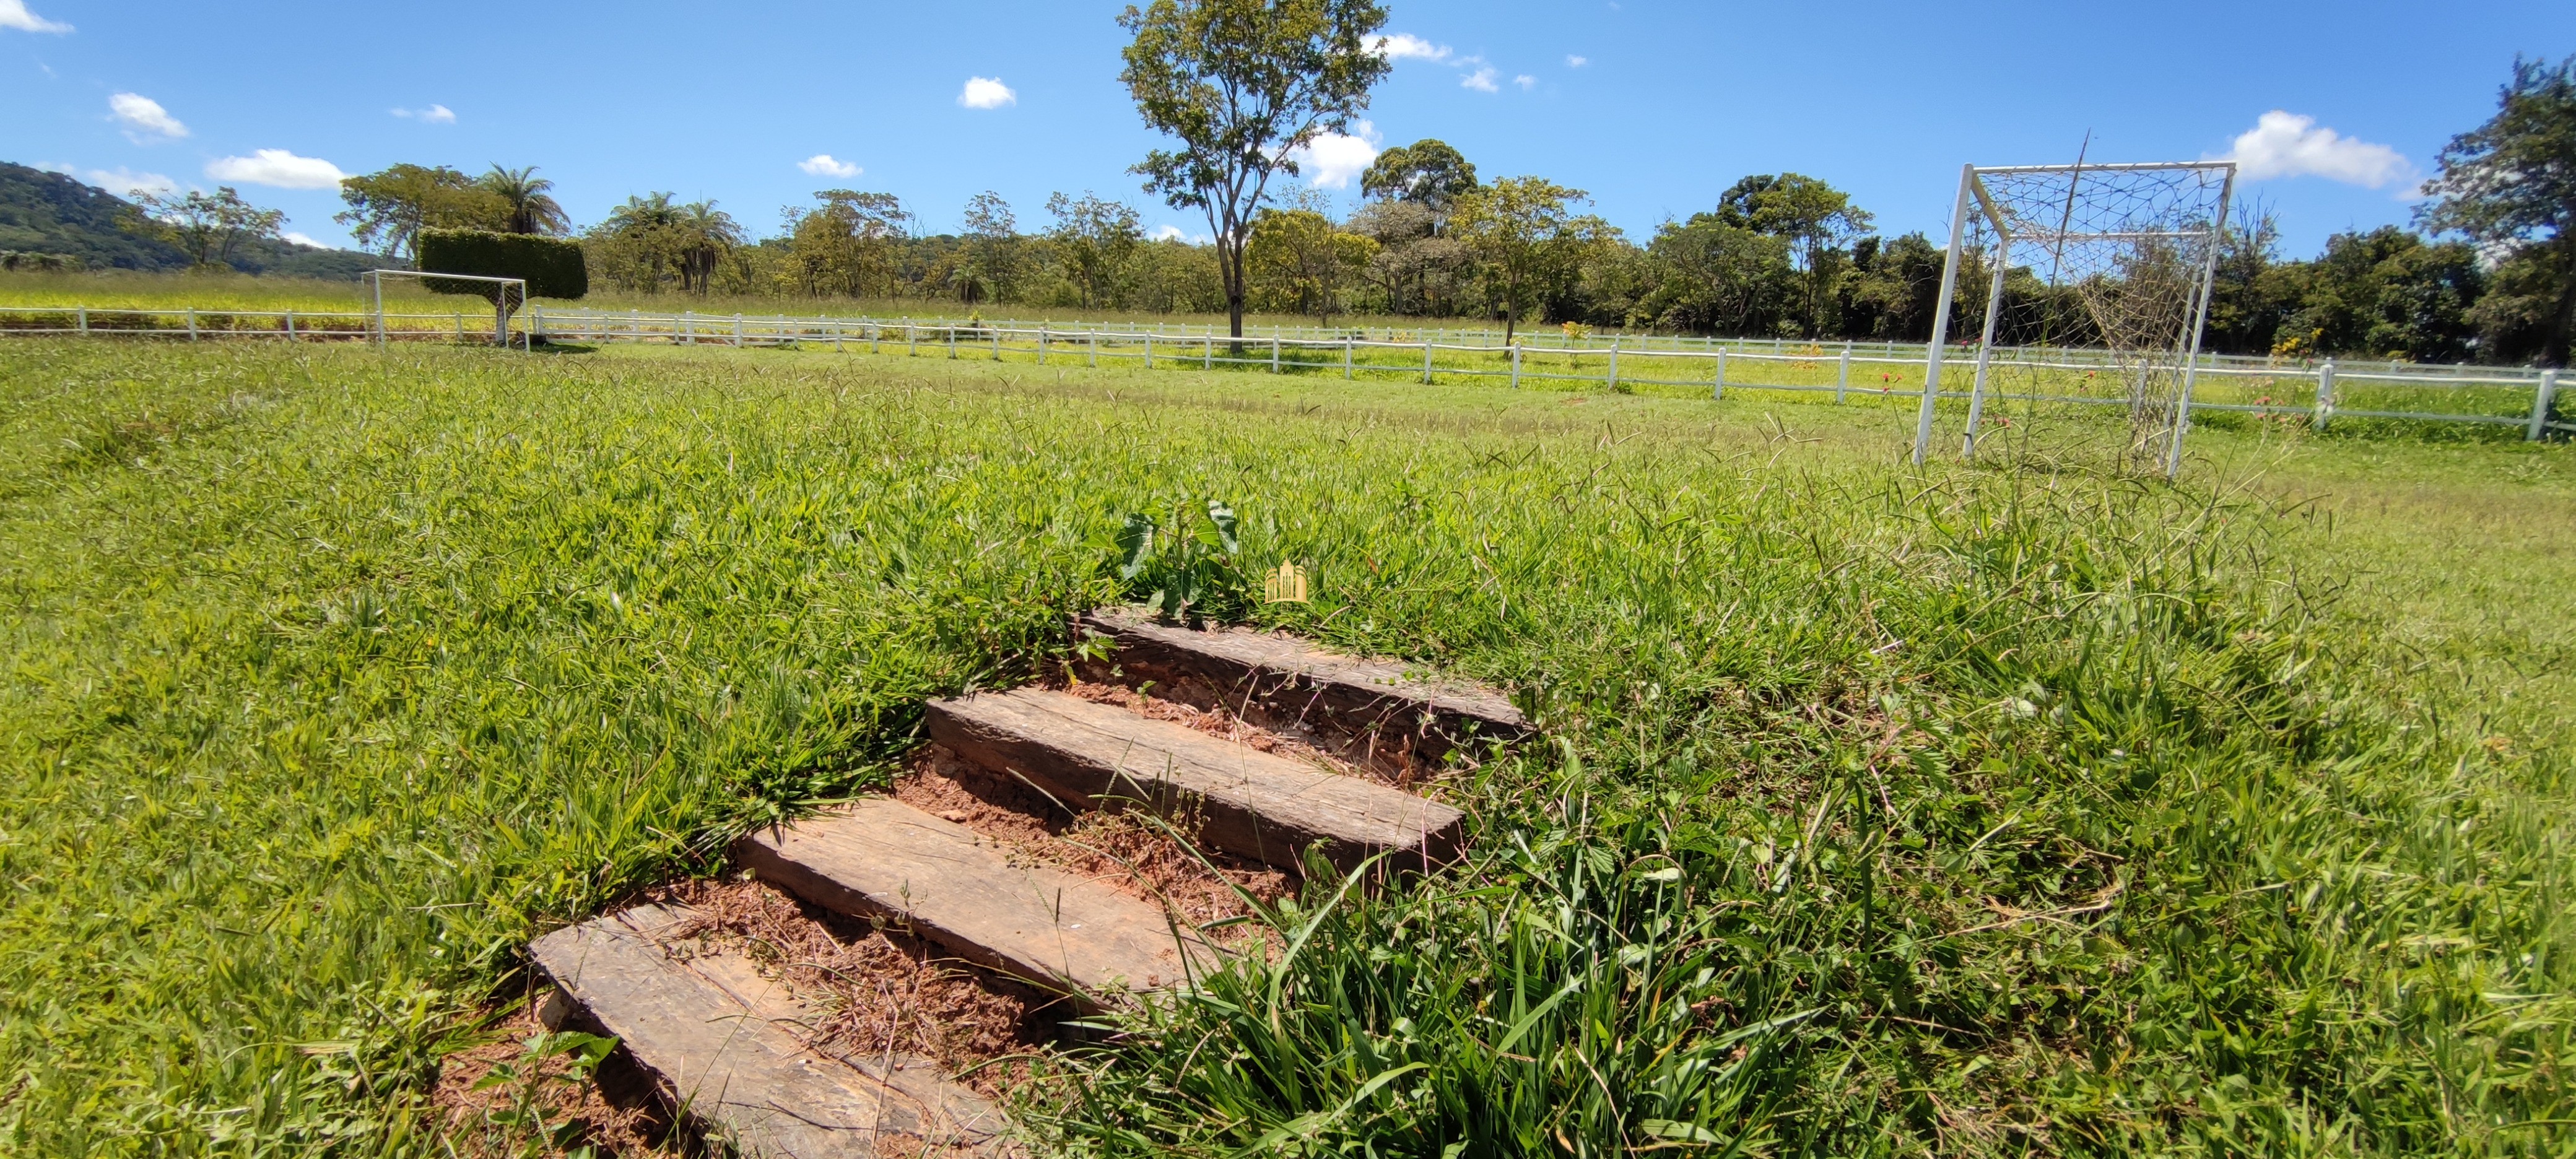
1360 139 1479 219
1118 0 1392 337
2419 53 2576 365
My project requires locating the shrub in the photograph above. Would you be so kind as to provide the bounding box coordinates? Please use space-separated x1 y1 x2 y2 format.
416 228 586 302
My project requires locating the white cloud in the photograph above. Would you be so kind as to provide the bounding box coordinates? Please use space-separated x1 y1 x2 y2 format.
1151 224 1186 241
1461 66 1500 93
1513 74 1536 90
281 232 324 248
391 104 456 123
205 149 347 189
1371 32 1451 63
87 167 178 198
109 92 188 142
1 0 71 32
1565 54 1588 67
2221 110 2414 189
799 154 861 178
959 76 1016 109
1289 119 1381 189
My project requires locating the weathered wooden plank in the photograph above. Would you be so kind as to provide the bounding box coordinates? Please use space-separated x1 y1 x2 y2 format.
735 799 1210 997
1079 607 1530 771
926 687 1466 874
529 903 1009 1158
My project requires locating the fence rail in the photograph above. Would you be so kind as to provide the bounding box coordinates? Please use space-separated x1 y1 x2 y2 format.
5 302 2566 440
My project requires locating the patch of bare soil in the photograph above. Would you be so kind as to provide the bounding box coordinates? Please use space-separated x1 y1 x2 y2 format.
894 742 1291 931
650 877 1047 1100
431 1004 674 1157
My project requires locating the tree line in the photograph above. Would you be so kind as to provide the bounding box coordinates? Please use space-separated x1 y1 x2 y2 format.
316 14 2572 365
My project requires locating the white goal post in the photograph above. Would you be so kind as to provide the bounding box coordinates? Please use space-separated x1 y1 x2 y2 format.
365 269 531 351
1909 159 2236 477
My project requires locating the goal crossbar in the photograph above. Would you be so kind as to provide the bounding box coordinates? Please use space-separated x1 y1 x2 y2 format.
364 269 530 351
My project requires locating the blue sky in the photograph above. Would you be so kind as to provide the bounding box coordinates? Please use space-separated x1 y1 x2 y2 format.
4 0 2570 258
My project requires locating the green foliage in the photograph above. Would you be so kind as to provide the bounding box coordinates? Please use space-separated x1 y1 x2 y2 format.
459 1031 617 1158
1046 191 1145 310
1449 176 1617 341
2419 54 2576 365
335 164 511 261
416 228 588 302
1110 498 1248 623
1360 138 1480 217
581 192 744 295
121 187 284 271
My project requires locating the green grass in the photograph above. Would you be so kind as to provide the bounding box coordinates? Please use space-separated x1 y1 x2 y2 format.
0 339 2569 1156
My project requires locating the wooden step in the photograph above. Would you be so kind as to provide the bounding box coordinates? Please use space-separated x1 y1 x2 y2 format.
1079 607 1530 771
735 798 1211 998
926 687 1466 874
529 903 1009 1158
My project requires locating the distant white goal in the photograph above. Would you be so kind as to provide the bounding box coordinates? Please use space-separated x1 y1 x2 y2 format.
364 269 530 350
1910 159 2236 477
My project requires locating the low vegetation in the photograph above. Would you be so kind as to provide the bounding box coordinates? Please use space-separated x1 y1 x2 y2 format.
0 337 2567 1155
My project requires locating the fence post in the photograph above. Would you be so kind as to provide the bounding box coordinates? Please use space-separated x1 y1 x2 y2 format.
1510 342 1521 389
2532 368 2562 441
907 324 916 357
1421 337 1432 384
2312 359 2336 430
949 324 959 359
1271 336 1279 373
731 314 743 347
77 305 86 335
186 307 198 342
1714 349 1727 400
1146 332 1154 369
1608 337 1619 391
1204 335 1212 370
832 320 843 351
1836 343 1850 404
1090 330 1099 368
1038 324 1047 365
991 325 1001 360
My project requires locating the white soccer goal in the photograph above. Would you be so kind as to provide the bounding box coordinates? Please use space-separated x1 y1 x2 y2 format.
365 269 531 351
1909 160 2235 477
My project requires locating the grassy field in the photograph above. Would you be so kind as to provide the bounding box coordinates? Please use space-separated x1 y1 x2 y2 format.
0 337 2570 1156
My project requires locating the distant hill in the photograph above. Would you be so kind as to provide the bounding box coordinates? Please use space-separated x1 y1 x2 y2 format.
0 161 394 280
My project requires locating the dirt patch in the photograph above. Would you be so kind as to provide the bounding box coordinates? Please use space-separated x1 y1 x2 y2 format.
649 877 1046 1099
432 1004 674 1157
895 744 1291 931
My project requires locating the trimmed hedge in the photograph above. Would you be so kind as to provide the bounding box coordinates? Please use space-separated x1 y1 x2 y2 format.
417 228 586 301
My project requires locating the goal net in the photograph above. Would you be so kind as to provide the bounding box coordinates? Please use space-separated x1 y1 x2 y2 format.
1910 160 2235 476
365 269 530 350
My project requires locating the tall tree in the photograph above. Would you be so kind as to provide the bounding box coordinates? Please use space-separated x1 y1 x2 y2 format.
1045 191 1145 309
676 200 744 294
2419 54 2576 366
479 165 570 235
1714 173 1872 337
957 191 1019 305
1359 138 1478 227
121 187 284 269
1448 176 1615 342
1118 0 1393 339
335 163 508 261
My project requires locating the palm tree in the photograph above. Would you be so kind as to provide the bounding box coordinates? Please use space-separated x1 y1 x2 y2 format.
480 165 569 235
674 200 744 295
